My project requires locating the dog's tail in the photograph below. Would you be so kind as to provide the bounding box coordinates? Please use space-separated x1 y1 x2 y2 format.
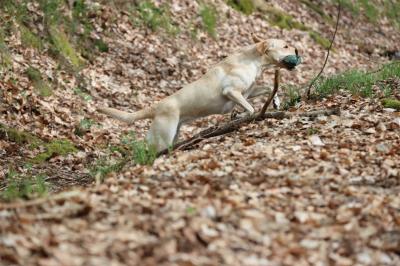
97 106 154 124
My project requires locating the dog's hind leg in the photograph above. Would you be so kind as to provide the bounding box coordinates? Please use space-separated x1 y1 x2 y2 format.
146 114 180 152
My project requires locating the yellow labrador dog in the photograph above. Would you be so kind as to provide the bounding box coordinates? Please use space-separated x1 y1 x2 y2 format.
98 34 300 151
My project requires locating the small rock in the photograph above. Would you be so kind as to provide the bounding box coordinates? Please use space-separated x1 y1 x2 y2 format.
309 135 324 146
364 128 376 134
376 143 391 154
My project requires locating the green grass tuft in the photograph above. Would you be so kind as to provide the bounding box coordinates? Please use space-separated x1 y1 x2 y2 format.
0 43 12 72
134 1 179 35
309 31 331 49
26 66 52 97
94 39 109 53
90 131 157 182
300 0 334 24
122 132 157 165
1 171 48 201
282 85 301 110
359 0 379 23
226 0 255 15
20 25 43 50
314 62 400 98
265 7 308 31
200 4 218 38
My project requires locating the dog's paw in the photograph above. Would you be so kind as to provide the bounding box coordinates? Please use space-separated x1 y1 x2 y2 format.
230 109 240 120
273 95 281 110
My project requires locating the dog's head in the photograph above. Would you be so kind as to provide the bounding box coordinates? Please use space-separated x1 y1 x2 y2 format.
252 34 301 70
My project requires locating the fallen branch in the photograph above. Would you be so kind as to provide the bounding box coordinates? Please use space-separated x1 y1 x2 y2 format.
158 108 340 155
258 69 280 118
0 190 84 209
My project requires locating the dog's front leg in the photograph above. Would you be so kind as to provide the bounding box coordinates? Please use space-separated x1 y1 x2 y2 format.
223 88 255 115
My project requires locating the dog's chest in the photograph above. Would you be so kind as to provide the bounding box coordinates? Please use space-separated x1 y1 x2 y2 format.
238 64 260 89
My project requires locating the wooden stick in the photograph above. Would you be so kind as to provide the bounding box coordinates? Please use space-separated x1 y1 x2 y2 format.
259 69 280 118
158 108 340 155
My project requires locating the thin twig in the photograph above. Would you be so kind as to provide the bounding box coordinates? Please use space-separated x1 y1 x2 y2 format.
304 0 342 99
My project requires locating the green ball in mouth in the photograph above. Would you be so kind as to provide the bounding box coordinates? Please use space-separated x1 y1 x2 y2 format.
282 55 302 69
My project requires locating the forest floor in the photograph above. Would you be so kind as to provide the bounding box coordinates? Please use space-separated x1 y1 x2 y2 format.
1 0 400 265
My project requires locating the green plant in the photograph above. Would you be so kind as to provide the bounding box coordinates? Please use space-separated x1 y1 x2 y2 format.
74 87 93 101
227 0 254 15
94 39 109 53
314 62 400 98
382 98 400 110
49 25 84 69
200 4 218 38
75 118 96 136
38 0 63 25
0 30 12 72
26 66 52 97
282 85 301 110
90 157 126 182
309 31 331 49
263 6 308 31
122 132 157 165
339 0 360 16
0 123 42 149
307 127 320 135
134 1 179 35
300 0 334 24
1 171 48 201
359 0 379 23
20 25 43 50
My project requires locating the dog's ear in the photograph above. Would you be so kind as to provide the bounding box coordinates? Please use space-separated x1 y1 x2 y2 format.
256 41 268 54
251 33 263 43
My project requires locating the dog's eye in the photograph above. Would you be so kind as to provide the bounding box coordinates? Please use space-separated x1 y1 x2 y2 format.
284 45 289 49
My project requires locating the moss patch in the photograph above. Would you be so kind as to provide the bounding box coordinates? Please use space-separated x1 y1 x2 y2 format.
382 98 400 110
49 25 84 70
0 123 41 148
26 66 52 97
0 45 12 71
20 25 43 50
265 6 308 31
227 0 255 15
309 31 331 49
262 6 331 49
300 0 334 24
31 139 78 163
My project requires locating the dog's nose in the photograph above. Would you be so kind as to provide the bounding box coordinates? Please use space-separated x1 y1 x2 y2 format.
295 48 299 56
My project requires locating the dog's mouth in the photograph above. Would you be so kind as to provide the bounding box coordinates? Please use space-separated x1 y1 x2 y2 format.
280 55 302 70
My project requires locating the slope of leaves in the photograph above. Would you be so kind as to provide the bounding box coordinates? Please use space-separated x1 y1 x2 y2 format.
0 0 399 265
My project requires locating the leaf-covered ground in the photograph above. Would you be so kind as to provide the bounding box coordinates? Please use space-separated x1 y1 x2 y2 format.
1 0 399 265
